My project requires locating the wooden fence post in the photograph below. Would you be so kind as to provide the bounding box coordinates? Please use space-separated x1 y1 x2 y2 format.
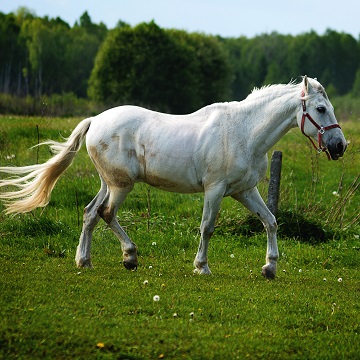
267 151 282 215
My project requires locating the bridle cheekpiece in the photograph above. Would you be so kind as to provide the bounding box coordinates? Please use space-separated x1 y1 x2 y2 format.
300 91 341 160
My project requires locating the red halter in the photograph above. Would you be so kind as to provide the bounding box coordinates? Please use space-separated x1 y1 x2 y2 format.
300 91 341 160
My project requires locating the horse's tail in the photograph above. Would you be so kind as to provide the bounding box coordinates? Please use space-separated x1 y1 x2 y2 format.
0 117 92 215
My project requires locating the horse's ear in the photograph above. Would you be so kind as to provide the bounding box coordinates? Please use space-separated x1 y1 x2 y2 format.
303 75 315 95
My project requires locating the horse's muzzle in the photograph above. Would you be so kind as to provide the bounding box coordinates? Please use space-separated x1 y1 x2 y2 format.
327 137 347 160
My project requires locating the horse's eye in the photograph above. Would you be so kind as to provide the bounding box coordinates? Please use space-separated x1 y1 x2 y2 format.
317 106 326 114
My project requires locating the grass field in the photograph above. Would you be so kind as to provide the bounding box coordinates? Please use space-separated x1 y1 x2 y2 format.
0 115 359 359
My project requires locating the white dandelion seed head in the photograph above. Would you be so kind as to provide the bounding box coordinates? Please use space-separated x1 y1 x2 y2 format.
143 280 149 285
152 242 157 246
298 269 302 273
153 295 160 302
338 277 343 282
230 254 235 258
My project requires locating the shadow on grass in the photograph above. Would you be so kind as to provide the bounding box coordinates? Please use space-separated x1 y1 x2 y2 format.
218 210 335 243
1 216 72 237
0 215 77 256
277 210 335 243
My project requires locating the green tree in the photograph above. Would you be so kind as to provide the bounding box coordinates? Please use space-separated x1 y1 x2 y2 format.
65 13 107 97
4 8 107 98
20 16 71 96
287 31 325 81
350 68 360 97
169 30 232 108
0 11 27 95
88 21 173 110
222 36 268 100
256 33 292 85
89 21 231 113
189 32 231 104
322 30 360 95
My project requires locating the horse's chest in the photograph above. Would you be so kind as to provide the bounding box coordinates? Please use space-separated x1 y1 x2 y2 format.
224 155 268 195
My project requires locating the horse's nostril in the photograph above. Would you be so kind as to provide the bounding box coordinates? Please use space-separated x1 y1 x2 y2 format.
337 142 344 154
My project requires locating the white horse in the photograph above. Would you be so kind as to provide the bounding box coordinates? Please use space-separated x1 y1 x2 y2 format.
0 76 347 279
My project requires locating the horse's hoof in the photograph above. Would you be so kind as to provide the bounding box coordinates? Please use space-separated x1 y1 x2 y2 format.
193 265 212 275
123 261 138 271
261 265 276 279
76 258 93 269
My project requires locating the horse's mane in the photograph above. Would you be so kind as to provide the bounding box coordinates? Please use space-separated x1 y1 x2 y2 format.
247 78 328 103
245 81 299 104
248 79 299 97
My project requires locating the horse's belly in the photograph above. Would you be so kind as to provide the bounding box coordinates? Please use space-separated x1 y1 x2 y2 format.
139 158 203 193
142 174 202 193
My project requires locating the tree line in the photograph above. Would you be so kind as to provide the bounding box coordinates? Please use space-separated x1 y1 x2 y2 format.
1 7 360 115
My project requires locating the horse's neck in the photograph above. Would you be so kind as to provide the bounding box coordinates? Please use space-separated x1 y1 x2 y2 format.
247 85 300 156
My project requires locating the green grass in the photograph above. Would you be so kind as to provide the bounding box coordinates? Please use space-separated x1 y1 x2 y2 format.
0 115 359 359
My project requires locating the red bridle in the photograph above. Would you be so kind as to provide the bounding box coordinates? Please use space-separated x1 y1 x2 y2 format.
300 91 341 160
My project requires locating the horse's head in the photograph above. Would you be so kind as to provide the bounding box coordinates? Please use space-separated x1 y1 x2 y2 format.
297 76 347 160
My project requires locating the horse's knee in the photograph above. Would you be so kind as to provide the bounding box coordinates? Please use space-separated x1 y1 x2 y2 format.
262 214 277 234
267 220 278 233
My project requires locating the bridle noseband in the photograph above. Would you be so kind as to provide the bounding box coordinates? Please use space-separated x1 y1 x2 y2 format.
300 91 341 160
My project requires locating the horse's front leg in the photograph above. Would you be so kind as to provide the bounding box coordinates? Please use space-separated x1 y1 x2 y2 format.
194 186 224 275
232 187 279 279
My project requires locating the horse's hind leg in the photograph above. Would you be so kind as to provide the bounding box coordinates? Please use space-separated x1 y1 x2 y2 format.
76 177 107 268
232 187 279 279
97 185 138 270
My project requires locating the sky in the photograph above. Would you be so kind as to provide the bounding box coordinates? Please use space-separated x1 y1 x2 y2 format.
1 0 359 39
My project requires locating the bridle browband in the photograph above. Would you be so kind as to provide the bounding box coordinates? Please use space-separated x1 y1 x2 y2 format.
300 91 341 160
